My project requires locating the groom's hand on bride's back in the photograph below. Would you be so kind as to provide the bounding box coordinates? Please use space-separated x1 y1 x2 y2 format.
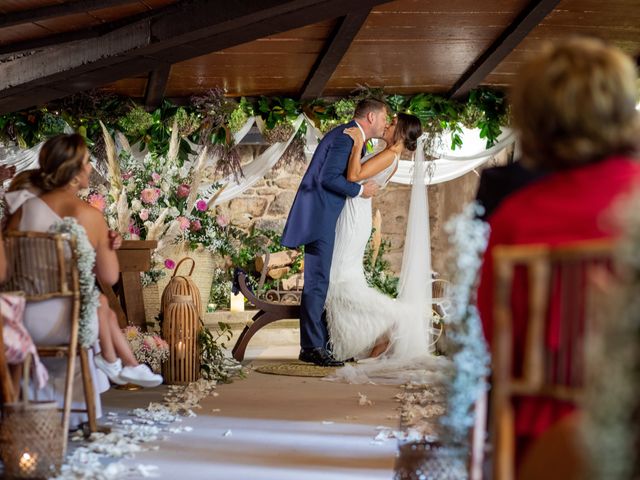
361 181 379 198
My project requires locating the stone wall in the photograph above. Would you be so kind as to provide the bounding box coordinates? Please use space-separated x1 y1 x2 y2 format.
219 145 512 276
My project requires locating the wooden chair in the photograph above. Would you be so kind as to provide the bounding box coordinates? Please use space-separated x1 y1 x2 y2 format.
490 239 612 480
518 412 587 480
432 278 453 318
1 231 98 454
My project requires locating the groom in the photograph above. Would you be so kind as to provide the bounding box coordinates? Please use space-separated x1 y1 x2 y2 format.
281 98 389 366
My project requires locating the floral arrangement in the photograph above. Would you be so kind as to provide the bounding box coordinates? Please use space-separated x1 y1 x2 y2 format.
191 88 252 179
439 202 491 445
363 237 399 298
122 325 169 373
49 217 100 348
92 122 236 284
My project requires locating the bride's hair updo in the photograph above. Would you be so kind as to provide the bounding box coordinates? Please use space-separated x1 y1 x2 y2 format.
9 134 88 192
393 113 422 152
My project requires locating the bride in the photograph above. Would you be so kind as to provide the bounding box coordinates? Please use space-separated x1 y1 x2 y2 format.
325 113 446 382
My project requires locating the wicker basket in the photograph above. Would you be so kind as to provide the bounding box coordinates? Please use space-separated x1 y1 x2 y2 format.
162 295 201 385
0 357 64 479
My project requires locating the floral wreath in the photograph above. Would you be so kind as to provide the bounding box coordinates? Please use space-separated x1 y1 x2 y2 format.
49 217 100 348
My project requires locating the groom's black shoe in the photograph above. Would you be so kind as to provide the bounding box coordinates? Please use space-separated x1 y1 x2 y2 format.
299 347 344 367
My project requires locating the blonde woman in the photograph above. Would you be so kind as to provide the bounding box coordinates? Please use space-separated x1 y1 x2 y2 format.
477 37 640 465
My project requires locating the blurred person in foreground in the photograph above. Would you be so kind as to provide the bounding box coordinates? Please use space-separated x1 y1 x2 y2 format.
477 37 640 463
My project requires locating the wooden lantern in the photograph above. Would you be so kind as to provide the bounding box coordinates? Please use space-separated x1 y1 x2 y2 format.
161 257 203 318
162 295 200 384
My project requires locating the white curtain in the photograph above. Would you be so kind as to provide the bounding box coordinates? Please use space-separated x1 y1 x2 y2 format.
1 117 514 198
391 127 516 185
206 115 305 205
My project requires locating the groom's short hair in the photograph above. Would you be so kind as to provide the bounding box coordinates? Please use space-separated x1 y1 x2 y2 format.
354 98 388 119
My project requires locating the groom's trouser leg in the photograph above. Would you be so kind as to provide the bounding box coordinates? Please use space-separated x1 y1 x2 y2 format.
300 234 335 350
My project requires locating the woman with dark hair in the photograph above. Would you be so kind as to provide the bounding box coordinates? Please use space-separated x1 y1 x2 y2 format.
323 113 428 366
5 134 162 419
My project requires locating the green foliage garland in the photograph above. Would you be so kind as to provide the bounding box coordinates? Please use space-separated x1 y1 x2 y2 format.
0 88 509 164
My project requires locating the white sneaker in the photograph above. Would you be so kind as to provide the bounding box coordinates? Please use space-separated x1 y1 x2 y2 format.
94 355 126 385
118 365 163 388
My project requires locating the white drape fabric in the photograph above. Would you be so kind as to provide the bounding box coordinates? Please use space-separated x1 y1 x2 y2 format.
206 115 305 205
395 138 432 351
1 118 513 199
0 142 43 186
391 127 516 185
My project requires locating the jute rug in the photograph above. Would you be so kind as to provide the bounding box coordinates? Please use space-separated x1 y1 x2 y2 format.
253 360 337 377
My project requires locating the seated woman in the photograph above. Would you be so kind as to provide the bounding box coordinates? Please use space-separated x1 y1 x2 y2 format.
4 134 161 416
477 38 640 463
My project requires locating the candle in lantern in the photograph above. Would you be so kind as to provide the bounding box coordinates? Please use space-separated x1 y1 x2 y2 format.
176 340 185 359
230 292 245 312
19 451 38 475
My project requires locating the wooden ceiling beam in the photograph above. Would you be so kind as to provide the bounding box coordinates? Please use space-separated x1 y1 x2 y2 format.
0 4 177 56
300 8 370 100
448 0 561 99
0 0 392 114
144 65 171 111
0 0 140 29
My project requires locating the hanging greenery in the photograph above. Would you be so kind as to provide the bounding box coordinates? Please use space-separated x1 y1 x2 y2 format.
0 86 510 172
191 88 249 179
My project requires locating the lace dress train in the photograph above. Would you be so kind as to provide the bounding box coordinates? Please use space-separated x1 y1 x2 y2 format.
325 144 450 384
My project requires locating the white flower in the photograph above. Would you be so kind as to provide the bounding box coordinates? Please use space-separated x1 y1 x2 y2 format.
49 218 100 348
131 199 142 212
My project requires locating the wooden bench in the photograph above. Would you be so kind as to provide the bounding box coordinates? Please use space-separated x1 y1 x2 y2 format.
231 269 300 361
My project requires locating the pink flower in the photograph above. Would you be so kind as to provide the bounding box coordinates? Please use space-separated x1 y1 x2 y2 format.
122 171 133 180
177 184 190 198
141 188 161 204
87 193 106 212
177 216 190 231
190 219 202 231
164 259 176 270
139 209 149 221
143 337 155 351
128 223 140 236
216 214 229 228
150 172 162 185
196 199 207 212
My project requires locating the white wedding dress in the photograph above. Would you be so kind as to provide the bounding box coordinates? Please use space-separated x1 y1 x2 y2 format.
325 140 449 384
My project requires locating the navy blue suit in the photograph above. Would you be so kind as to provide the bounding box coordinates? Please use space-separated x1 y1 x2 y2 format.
281 121 362 349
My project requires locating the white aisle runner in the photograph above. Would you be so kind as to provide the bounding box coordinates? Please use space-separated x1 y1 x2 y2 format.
103 346 401 480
